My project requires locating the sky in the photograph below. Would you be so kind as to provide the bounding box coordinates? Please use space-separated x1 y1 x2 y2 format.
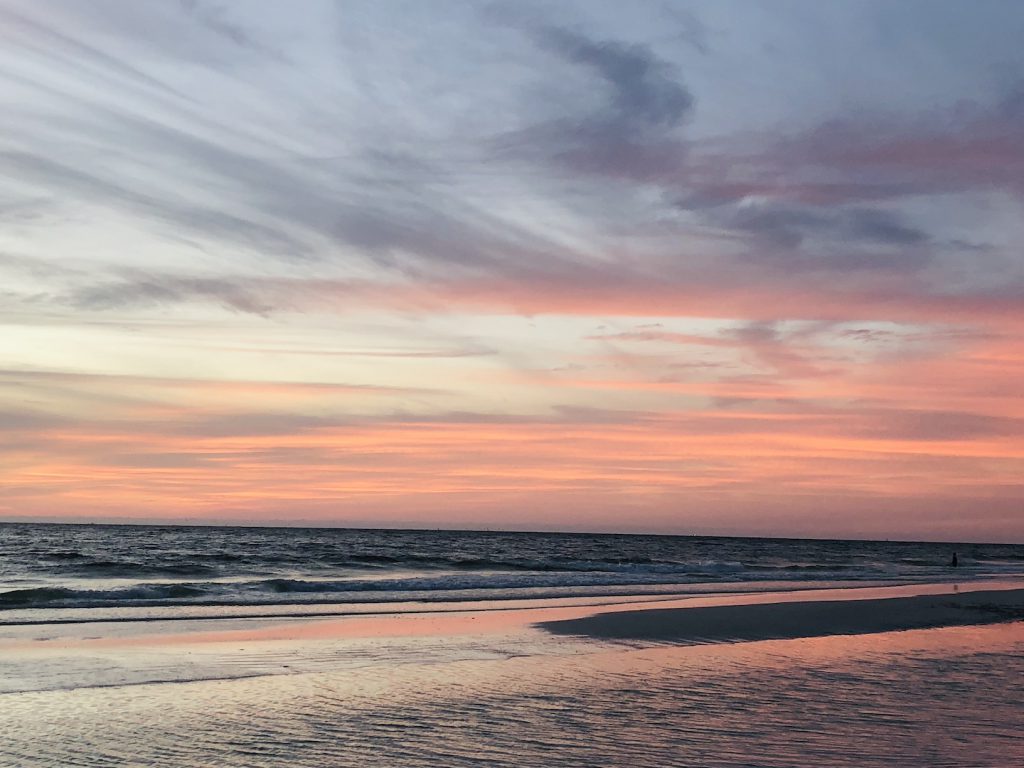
1 0 1023 540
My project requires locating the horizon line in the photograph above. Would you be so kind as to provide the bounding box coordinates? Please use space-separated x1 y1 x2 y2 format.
1 516 1017 548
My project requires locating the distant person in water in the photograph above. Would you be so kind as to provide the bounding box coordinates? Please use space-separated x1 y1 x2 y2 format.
950 551 959 568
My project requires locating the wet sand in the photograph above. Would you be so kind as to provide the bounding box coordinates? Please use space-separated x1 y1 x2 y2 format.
538 587 1024 643
2 605 1023 767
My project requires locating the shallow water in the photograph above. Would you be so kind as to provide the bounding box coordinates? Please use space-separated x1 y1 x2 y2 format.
2 621 1022 767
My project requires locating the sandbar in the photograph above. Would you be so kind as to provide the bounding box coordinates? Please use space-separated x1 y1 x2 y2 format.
538 587 1024 643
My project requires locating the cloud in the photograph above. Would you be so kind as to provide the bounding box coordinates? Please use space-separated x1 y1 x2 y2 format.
796 97 1024 196
1 7 586 280
176 0 283 59
587 330 738 348
587 320 836 395
0 3 187 100
538 25 694 129
4 400 1022 529
725 203 927 250
494 24 694 180
677 199 933 276
845 208 928 246
0 409 66 431
732 83 1024 207
0 366 435 393
0 149 313 260
660 81 1024 286
856 409 1024 442
68 274 275 315
48 265 1024 330
0 251 83 280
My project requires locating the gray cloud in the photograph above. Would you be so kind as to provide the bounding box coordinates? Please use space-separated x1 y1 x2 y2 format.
0 149 313 260
854 409 1024 442
69 274 274 315
707 201 934 273
176 0 283 59
495 25 693 180
0 4 187 100
0 251 84 280
0 409 66 431
845 208 927 246
766 84 1024 201
538 26 694 129
2 5 592 283
13 81 595 279
728 204 927 250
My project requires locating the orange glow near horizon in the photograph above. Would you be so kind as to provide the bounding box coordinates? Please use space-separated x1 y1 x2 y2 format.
5 396 1024 538
3 308 1024 540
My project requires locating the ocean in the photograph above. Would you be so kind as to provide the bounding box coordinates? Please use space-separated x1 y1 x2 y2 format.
2 523 1022 621
2 528 1024 622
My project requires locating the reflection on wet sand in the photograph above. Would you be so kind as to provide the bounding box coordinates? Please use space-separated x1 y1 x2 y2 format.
1 620 1022 767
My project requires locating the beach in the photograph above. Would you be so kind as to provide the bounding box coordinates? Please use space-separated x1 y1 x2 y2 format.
2 579 1023 766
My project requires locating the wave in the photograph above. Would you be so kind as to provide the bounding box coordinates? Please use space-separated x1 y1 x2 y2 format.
0 562 940 611
0 584 206 606
319 555 751 574
63 561 220 578
24 553 758 580
44 551 86 561
25 548 1014 582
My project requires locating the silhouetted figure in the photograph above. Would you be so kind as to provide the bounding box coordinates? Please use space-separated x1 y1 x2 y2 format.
950 551 959 568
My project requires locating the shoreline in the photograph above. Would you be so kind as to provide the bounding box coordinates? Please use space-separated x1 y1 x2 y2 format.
2 580 1021 649
537 587 1024 644
2 581 1024 697
3 578 1020 629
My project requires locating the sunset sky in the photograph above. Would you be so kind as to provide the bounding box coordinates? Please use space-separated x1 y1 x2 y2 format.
2 0 1023 540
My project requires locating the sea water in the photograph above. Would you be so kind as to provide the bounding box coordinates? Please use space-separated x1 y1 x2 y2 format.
2 523 1022 620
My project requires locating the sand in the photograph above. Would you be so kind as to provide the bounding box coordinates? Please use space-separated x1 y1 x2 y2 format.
537 586 1024 643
